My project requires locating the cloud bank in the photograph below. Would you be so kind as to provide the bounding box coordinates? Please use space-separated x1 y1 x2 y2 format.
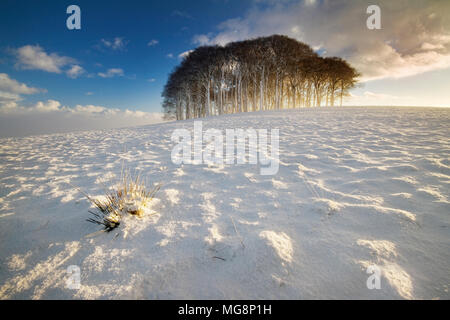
0 74 162 137
0 100 163 138
0 73 43 112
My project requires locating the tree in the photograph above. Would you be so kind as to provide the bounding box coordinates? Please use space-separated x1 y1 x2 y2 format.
162 35 359 119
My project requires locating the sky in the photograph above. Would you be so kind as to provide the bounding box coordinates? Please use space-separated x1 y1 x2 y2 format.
0 0 449 137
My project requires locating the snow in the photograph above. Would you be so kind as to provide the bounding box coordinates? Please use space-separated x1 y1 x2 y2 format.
0 106 449 299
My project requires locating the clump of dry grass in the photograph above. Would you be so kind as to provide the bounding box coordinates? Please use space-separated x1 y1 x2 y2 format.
85 170 160 232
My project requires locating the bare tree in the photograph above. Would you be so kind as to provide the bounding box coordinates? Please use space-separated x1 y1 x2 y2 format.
162 35 359 119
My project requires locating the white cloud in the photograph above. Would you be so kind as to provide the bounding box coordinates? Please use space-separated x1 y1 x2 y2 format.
0 99 61 114
147 39 159 47
193 0 450 82
0 74 43 114
193 34 212 46
166 53 174 58
34 100 62 112
0 73 40 95
100 37 128 51
0 91 21 103
178 50 194 59
98 68 124 78
421 42 445 51
66 65 85 79
72 104 107 114
13 45 85 78
15 45 76 73
147 78 156 82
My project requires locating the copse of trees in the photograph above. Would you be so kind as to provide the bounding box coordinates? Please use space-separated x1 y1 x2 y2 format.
162 35 359 120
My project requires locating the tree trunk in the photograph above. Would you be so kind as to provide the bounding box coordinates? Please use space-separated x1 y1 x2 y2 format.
260 67 264 111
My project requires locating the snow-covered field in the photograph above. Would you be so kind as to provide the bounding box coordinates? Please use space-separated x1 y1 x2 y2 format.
0 106 449 300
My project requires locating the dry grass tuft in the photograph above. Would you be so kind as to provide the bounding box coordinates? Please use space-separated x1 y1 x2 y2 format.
85 170 161 232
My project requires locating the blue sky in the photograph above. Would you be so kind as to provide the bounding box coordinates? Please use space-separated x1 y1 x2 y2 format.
0 0 252 113
0 0 449 137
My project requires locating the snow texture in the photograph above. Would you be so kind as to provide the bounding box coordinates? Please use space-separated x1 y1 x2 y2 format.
0 106 449 299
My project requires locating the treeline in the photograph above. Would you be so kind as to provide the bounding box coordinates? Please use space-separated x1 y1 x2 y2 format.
162 35 359 120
